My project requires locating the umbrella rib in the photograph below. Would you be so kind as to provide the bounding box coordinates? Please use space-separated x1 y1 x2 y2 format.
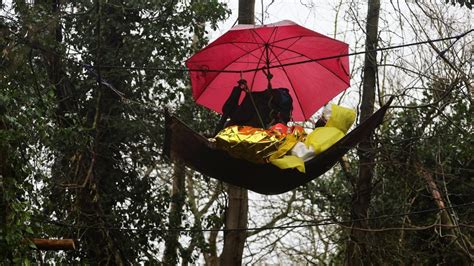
196 27 287 100
267 54 307 64
229 42 265 63
195 33 345 62
200 34 331 50
243 22 264 91
266 26 280 44
209 40 269 46
269 43 350 86
198 36 345 68
194 43 267 103
246 27 280 69
204 31 270 70
219 29 269 74
266 35 348 84
195 29 277 101
262 27 279 67
267 36 303 65
270 34 346 46
250 28 268 44
228 35 348 87
194 53 248 102
249 45 268 92
248 29 270 70
266 42 308 119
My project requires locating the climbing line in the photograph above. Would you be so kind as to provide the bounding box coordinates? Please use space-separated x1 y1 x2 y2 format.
35 201 474 233
90 29 472 74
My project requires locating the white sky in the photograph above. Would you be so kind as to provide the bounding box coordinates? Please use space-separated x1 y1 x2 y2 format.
211 1 349 43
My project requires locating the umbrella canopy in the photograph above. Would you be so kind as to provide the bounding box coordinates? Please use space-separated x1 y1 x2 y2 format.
186 20 350 121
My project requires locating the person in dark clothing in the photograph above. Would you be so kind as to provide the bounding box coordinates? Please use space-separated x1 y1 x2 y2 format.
215 79 293 134
215 79 248 133
223 79 248 118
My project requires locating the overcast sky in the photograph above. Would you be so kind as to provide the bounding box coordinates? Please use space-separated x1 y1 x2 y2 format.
212 1 344 40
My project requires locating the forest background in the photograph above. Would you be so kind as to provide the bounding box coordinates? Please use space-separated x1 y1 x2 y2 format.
0 0 472 264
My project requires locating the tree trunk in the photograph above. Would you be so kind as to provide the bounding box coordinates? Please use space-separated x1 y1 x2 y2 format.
44 0 77 219
415 163 474 263
74 1 129 264
220 184 249 266
220 2 254 265
345 0 380 265
238 0 255 25
163 161 186 265
205 228 220 266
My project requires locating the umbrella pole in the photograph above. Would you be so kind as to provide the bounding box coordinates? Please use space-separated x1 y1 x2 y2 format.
243 85 266 128
264 44 273 91
264 72 275 126
243 44 274 129
263 44 276 125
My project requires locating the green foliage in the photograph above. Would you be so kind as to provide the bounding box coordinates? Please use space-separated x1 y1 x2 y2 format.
290 75 473 264
0 76 43 263
362 78 473 263
1 0 229 263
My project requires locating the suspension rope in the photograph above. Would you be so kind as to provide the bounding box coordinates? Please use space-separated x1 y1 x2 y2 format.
87 29 472 74
34 201 474 233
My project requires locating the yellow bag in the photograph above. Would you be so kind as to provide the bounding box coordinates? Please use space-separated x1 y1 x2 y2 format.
305 127 345 155
325 104 356 133
270 155 305 173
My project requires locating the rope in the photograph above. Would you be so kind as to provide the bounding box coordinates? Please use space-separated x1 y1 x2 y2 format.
88 30 472 74
35 201 474 233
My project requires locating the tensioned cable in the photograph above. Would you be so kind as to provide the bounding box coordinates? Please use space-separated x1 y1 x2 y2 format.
84 27 468 116
20 22 473 234
91 29 472 74
36 201 474 233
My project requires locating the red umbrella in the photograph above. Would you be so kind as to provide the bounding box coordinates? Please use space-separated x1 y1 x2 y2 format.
186 20 350 121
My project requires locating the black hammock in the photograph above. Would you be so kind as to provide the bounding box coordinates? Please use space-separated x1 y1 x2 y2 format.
163 98 392 195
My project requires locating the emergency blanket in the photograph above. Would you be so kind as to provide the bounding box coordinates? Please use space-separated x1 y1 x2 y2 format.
214 125 304 164
214 104 356 173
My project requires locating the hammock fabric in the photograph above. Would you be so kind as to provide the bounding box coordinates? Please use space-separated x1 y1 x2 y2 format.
164 99 392 195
